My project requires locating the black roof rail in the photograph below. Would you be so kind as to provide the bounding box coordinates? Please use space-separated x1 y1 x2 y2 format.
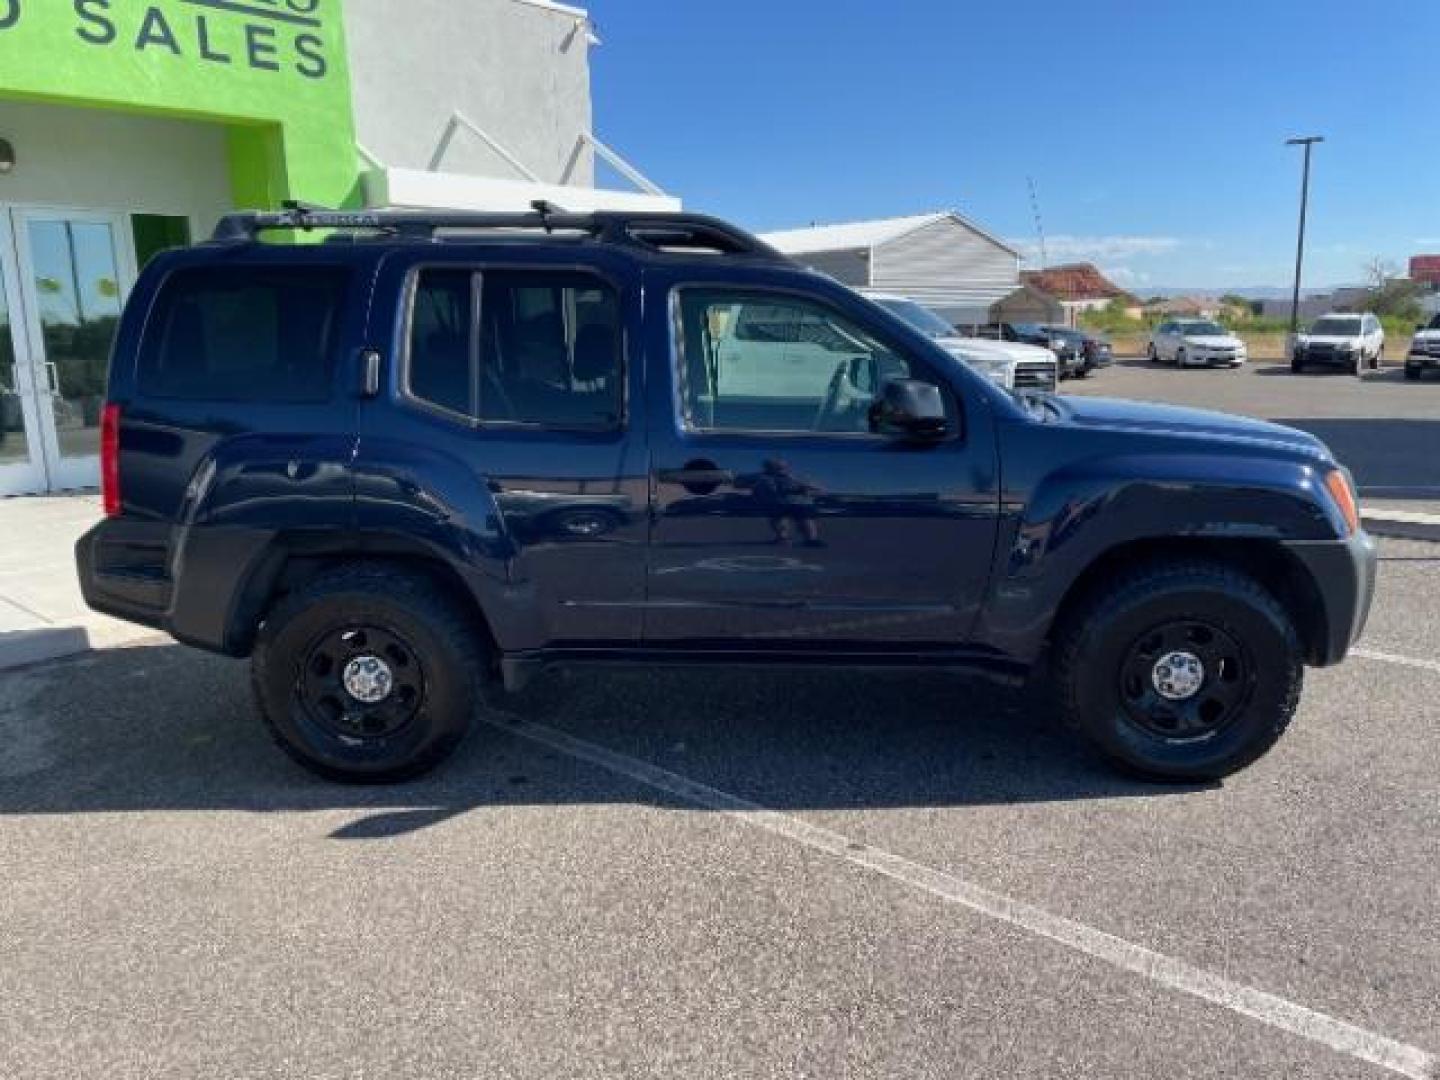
210 201 788 261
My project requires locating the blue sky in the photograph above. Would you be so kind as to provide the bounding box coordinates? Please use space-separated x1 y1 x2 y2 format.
589 0 1440 292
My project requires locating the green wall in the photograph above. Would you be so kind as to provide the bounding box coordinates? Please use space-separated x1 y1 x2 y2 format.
0 0 358 210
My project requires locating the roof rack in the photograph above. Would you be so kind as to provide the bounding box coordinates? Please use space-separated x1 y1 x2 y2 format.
211 201 788 261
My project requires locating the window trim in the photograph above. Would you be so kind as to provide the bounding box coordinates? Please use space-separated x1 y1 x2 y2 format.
667 282 962 442
136 262 352 404
397 261 629 434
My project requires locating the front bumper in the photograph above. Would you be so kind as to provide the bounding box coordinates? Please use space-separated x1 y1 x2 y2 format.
1184 351 1246 367
1296 347 1358 368
1406 351 1440 370
1282 530 1378 667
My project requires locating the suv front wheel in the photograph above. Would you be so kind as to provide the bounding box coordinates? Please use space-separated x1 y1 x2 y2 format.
1054 560 1302 781
252 564 485 783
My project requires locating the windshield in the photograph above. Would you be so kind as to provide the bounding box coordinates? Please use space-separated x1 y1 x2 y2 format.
1310 317 1362 336
875 298 955 338
1044 327 1084 342
1427 314 1440 331
1179 321 1226 337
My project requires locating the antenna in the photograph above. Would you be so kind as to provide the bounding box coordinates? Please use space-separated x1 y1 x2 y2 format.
1027 176 1048 269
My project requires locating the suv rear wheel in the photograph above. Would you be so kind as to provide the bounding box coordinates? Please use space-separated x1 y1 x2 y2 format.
252 564 485 783
1054 560 1302 781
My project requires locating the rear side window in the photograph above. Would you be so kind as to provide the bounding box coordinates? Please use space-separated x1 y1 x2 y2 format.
406 268 623 429
138 266 349 402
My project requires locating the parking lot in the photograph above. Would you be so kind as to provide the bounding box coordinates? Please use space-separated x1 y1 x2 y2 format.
2 363 1438 1079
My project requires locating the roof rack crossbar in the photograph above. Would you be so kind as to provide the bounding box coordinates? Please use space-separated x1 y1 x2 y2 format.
210 203 787 261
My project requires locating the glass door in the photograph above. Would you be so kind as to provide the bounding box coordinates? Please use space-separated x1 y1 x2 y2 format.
9 208 137 493
0 212 50 498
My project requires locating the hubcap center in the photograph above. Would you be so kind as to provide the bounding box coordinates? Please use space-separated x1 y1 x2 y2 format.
342 655 394 704
1152 650 1205 701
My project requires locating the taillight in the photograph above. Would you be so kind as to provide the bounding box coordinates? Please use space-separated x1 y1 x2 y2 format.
101 403 122 517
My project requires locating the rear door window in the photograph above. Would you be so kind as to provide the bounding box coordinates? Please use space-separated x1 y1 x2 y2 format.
138 265 349 401
406 268 624 430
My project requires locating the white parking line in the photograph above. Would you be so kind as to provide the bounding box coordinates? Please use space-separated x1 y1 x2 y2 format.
1354 647 1440 676
485 717 1437 1079
1363 509 1440 527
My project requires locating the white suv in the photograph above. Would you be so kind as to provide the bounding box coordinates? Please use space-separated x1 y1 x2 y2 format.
1292 312 1385 375
863 293 1059 392
1406 313 1440 381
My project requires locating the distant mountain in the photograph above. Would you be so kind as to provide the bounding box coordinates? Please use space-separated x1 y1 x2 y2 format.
1142 285 1358 300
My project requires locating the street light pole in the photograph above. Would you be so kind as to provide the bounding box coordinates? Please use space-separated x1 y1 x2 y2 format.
1286 135 1324 336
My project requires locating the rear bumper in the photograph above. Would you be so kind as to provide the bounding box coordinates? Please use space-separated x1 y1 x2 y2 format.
1282 531 1378 666
76 521 173 636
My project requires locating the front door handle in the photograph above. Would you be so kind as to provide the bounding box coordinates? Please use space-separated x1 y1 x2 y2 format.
658 461 734 494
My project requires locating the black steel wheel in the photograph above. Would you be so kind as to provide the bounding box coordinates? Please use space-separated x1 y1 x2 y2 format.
1054 560 1302 781
252 564 485 783
298 625 426 742
1116 619 1253 743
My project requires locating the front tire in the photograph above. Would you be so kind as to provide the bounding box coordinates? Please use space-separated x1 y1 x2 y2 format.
252 564 486 783
1054 560 1302 782
1175 348 1187 368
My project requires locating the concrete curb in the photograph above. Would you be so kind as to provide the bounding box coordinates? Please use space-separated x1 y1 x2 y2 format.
0 622 163 674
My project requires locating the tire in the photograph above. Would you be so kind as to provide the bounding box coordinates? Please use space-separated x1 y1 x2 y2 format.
1373 346 1384 371
1351 352 1362 376
1291 355 1304 374
252 563 486 783
1053 560 1302 782
1148 345 1160 364
1175 348 1187 368
1405 366 1422 381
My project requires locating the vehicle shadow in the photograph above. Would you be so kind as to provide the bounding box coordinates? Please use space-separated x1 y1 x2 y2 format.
1274 417 1440 499
0 642 1204 835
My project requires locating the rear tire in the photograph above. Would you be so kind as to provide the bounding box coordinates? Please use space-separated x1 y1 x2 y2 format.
252 564 485 783
1053 560 1302 782
1291 355 1304 374
1405 366 1422 381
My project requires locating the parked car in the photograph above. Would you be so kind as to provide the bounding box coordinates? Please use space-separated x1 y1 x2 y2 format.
1030 325 1112 378
1078 331 1114 373
975 323 1086 379
1292 313 1385 374
79 205 1376 785
1147 320 1248 368
862 293 1059 392
1405 313 1440 381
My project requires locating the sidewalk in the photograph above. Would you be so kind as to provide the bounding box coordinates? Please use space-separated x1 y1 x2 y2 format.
0 493 158 671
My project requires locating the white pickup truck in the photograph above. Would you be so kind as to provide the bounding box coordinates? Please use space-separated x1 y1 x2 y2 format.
861 292 1059 392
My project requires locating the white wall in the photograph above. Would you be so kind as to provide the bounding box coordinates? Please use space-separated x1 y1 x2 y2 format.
870 217 1019 309
343 0 595 185
0 99 233 235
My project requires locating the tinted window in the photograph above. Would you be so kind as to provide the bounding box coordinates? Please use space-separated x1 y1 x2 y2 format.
676 289 939 434
139 266 348 402
407 268 623 429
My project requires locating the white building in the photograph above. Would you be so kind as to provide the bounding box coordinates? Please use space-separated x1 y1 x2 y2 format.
760 212 1021 325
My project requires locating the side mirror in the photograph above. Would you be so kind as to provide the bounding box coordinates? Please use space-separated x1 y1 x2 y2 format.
870 378 948 441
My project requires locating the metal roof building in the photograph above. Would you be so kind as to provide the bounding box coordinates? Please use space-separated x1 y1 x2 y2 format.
760 211 1021 323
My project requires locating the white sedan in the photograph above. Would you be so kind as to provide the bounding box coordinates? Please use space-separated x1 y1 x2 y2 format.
1148 319 1248 368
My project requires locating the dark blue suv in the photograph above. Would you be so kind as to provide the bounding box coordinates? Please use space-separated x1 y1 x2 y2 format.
78 206 1376 784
